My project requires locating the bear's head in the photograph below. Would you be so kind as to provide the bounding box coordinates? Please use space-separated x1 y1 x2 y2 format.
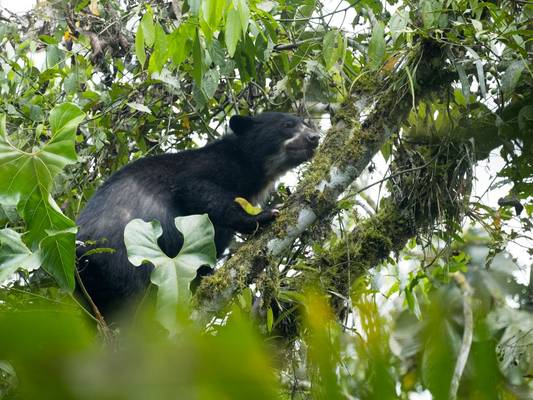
229 112 320 179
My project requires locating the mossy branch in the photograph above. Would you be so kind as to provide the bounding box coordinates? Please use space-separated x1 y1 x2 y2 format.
191 81 413 321
192 41 456 322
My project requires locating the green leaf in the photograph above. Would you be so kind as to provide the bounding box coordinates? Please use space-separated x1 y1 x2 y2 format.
21 193 75 246
389 9 409 43
192 29 204 84
188 0 201 15
75 0 90 12
135 24 146 67
471 19 483 33
0 114 5 138
49 102 86 138
0 228 41 283
39 227 77 290
421 0 438 28
422 320 458 397
168 22 194 68
405 288 421 319
208 39 225 65
455 62 471 102
237 0 250 33
266 306 274 332
201 69 220 98
39 35 58 45
141 9 155 47
256 1 275 12
127 102 152 114
151 68 180 91
518 105 533 131
148 24 169 74
0 104 84 199
380 141 392 162
0 104 84 290
502 60 525 96
124 215 216 334
368 22 386 69
46 45 62 68
202 0 225 29
225 7 242 57
63 71 80 95
322 31 345 71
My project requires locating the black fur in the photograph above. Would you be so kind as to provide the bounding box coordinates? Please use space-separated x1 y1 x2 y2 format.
76 112 319 318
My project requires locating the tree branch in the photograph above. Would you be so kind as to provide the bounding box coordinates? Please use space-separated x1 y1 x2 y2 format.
192 66 414 321
192 39 461 323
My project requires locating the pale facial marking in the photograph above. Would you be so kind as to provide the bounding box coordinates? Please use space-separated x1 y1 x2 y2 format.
263 122 320 192
283 124 308 147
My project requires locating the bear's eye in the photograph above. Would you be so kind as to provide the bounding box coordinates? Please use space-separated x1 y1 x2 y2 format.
282 120 296 129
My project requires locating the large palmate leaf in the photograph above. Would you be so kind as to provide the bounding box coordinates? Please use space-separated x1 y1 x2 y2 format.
124 214 216 334
0 104 83 197
0 103 84 200
0 103 85 290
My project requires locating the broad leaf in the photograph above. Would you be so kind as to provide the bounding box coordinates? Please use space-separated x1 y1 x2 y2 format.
135 24 146 67
124 214 216 334
225 7 241 57
201 69 220 98
368 22 385 69
148 24 168 74
0 104 84 197
237 0 250 33
390 9 409 43
421 0 439 28
168 22 194 68
39 227 77 290
192 29 204 84
0 228 41 283
188 0 201 15
322 31 345 71
0 103 84 290
502 60 525 96
202 0 225 29
466 47 487 98
127 102 152 114
141 9 155 47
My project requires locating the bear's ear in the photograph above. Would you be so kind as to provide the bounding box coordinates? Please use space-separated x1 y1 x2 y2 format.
229 115 255 135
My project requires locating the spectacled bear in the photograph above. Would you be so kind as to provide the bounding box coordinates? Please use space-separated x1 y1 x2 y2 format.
76 112 320 319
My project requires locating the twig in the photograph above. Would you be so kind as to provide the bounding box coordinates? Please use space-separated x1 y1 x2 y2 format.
354 158 437 195
278 4 353 22
273 38 315 51
449 272 474 400
75 268 114 343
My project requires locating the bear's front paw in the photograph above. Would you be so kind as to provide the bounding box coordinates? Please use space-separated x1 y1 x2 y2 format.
257 208 280 225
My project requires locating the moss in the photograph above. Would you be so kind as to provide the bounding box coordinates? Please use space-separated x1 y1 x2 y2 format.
337 133 364 168
255 269 279 309
193 252 248 306
269 203 299 238
191 268 232 307
300 199 412 304
350 72 380 96
300 127 362 205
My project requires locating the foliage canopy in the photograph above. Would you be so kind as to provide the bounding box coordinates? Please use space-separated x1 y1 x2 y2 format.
0 0 532 399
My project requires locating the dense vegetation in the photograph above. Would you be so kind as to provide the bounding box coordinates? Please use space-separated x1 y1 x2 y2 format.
0 0 532 398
